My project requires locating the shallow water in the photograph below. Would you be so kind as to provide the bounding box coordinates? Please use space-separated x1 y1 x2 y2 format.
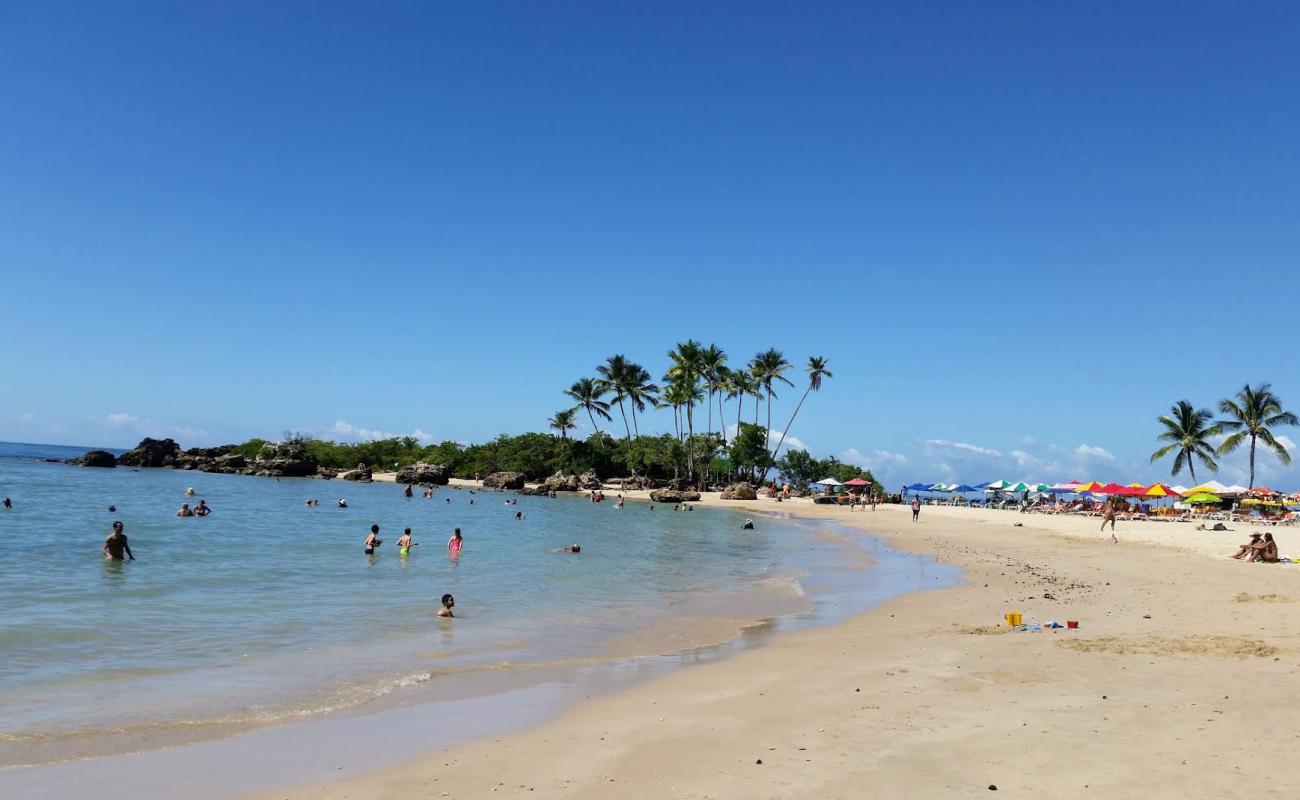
0 444 866 765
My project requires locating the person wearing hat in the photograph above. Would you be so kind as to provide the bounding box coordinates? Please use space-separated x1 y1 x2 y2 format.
1231 532 1263 560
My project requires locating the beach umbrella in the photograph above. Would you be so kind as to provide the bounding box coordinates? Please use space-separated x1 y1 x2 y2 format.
1186 493 1222 504
1096 482 1128 495
1170 485 1191 495
1049 481 1084 492
952 484 978 492
1242 498 1282 506
1245 487 1279 498
983 480 1013 491
843 478 871 487
1075 481 1105 494
1005 481 1031 493
1143 483 1182 498
905 482 931 491
816 478 843 486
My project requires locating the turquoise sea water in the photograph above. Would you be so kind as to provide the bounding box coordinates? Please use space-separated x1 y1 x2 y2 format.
0 443 893 766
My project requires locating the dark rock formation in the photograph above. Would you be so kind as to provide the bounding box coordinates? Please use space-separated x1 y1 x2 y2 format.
117 438 182 468
543 472 580 492
618 476 649 490
316 466 338 479
71 450 117 468
720 482 758 500
393 462 450 486
649 489 704 504
251 440 319 477
578 470 603 490
340 463 373 482
483 471 526 490
519 485 551 496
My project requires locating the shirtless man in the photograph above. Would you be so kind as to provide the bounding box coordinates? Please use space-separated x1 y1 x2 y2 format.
1232 533 1263 560
364 524 382 555
438 594 455 618
176 503 195 517
1099 498 1118 542
102 521 135 561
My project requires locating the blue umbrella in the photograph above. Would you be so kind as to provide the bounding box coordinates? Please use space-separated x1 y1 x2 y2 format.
952 484 978 492
905 482 932 491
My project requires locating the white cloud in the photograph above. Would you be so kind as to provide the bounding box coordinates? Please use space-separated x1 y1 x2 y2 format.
923 439 1002 458
770 432 809 453
105 413 139 426
1074 443 1115 461
326 420 434 444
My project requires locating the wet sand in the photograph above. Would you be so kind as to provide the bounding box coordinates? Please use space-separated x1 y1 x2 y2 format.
248 497 1300 799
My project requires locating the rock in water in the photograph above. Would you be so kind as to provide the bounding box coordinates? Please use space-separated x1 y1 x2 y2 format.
720 482 758 500
483 471 526 490
340 463 373 482
542 472 580 492
649 489 686 504
117 438 182 468
71 450 117 468
393 462 450 486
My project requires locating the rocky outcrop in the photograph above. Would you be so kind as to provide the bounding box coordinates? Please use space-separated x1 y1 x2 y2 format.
578 470 603 490
72 450 117 468
720 482 758 501
543 472 580 492
483 471 526 490
393 462 450 486
251 440 319 477
316 466 338 479
649 488 702 504
340 463 373 482
519 485 551 496
117 438 182 468
617 476 649 490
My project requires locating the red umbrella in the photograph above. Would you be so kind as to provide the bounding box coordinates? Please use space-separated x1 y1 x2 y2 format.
1246 487 1279 498
843 478 871 486
1097 482 1129 495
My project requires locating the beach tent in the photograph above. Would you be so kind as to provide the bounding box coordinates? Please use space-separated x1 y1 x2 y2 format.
1222 485 1250 496
1170 485 1191 495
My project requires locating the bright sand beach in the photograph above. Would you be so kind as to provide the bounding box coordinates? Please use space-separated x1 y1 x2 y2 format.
238 494 1300 800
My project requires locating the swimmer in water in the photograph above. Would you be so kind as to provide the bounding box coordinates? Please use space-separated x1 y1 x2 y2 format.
447 528 463 556
3 498 11 509
103 521 135 561
404 484 413 498
397 528 415 555
515 511 523 520
551 544 581 554
194 499 211 517
445 497 451 504
438 593 455 618
742 519 754 530
176 503 195 517
186 487 195 496
108 505 116 513
338 498 348 508
364 524 381 555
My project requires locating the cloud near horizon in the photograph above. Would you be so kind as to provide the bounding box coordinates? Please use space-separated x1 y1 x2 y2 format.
325 420 435 444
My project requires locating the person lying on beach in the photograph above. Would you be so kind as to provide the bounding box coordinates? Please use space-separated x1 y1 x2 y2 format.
365 525 382 555
438 594 455 618
176 503 195 517
103 521 134 561
448 528 463 556
193 500 210 517
397 528 416 555
1232 534 1263 560
551 544 581 553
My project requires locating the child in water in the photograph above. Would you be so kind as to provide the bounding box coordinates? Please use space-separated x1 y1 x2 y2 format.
447 528 463 556
438 594 455 618
365 524 382 555
397 528 414 555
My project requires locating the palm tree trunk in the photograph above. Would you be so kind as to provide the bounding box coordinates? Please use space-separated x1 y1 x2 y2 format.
586 407 600 435
632 404 640 437
686 401 695 482
1250 435 1257 488
706 390 713 440
1188 458 1196 484
718 390 727 444
753 392 760 425
736 394 743 436
617 399 631 441
762 384 812 485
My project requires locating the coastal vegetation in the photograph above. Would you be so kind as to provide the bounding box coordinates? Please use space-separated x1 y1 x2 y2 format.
1150 383 1296 488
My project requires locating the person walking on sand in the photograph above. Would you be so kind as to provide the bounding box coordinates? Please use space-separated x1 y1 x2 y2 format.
103 521 134 561
911 496 921 522
1100 498 1118 543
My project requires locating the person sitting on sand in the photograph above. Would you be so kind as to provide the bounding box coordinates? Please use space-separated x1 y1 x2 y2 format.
397 528 415 555
176 503 195 517
1232 533 1263 560
448 528 463 556
193 499 210 517
103 521 134 561
1247 533 1279 563
438 593 455 618
365 524 382 555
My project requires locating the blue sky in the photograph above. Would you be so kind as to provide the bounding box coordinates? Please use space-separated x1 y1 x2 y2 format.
2 2 1298 488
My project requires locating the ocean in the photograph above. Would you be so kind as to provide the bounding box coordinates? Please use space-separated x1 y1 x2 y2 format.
0 441 959 777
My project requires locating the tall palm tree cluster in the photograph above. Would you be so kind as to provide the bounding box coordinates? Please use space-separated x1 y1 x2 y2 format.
557 342 832 483
1150 383 1298 488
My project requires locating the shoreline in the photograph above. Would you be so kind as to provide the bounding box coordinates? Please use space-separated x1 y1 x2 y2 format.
245 500 1300 799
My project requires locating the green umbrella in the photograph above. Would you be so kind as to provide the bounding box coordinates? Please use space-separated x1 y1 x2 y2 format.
1186 493 1222 504
1005 481 1031 493
984 480 1012 491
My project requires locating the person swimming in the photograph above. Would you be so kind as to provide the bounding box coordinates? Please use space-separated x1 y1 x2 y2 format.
551 544 581 554
742 519 754 530
107 505 116 513
102 521 134 561
338 498 348 508
438 593 455 618
397 527 415 555
193 499 211 517
176 503 194 517
448 528 463 556
404 484 413 498
2 498 11 509
445 497 451 504
365 524 382 555
515 511 523 520
186 487 195 496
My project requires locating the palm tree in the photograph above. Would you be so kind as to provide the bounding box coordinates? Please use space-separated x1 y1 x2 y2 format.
763 356 832 484
565 377 612 435
712 364 732 444
700 344 727 441
666 341 706 466
726 370 761 435
595 355 633 440
1216 383 1298 488
548 409 577 441
749 348 794 443
623 363 659 438
660 380 692 440
1149 400 1220 483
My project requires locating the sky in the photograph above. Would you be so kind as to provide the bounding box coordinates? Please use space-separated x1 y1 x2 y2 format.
2 1 1298 489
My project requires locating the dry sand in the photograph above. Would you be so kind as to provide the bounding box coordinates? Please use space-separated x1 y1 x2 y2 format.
246 495 1300 799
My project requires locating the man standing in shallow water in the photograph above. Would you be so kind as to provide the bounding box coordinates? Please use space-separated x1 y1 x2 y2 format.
103 521 134 561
